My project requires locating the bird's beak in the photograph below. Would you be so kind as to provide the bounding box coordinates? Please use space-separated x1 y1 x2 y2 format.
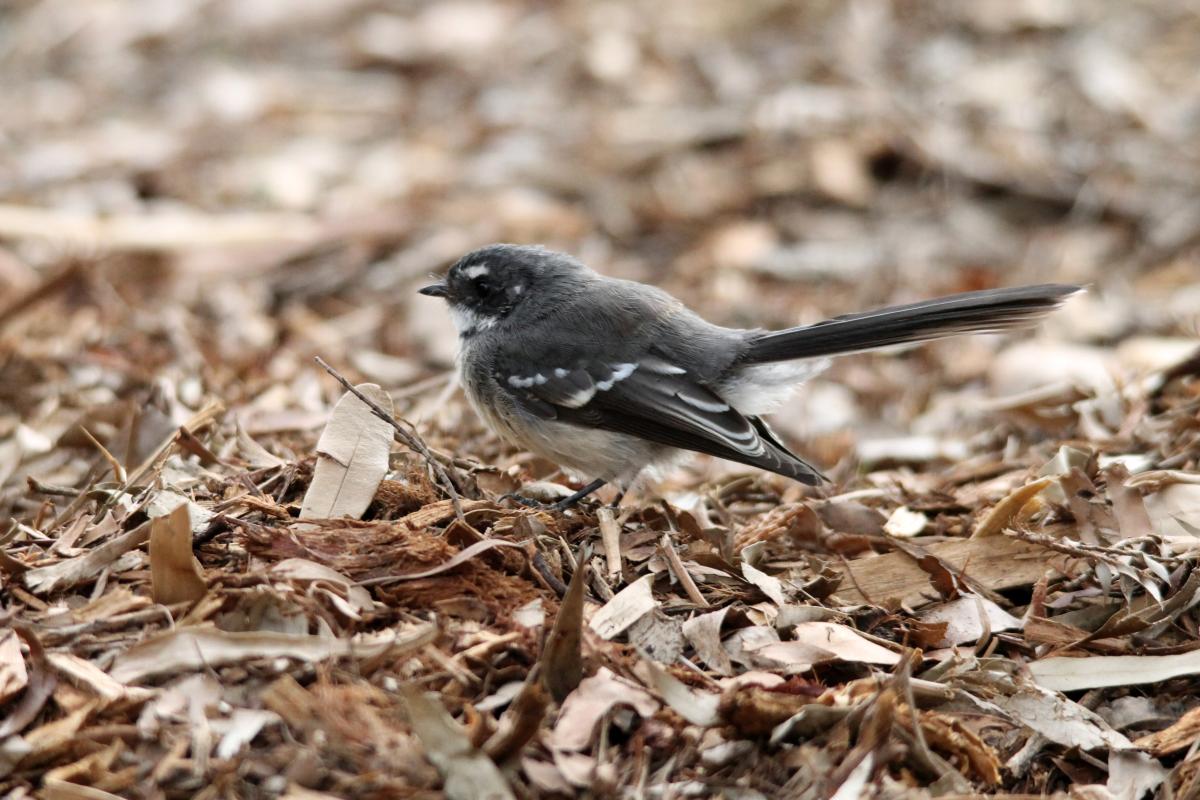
419 282 448 298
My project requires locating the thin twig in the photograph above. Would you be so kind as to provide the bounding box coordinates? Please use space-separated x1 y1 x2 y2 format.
314 356 466 522
79 426 127 483
659 533 709 608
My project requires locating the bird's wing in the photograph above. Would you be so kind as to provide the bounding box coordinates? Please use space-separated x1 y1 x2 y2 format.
494 352 825 484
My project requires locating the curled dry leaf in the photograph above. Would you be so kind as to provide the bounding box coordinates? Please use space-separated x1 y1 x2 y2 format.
990 685 1133 751
149 502 207 605
0 628 55 740
110 623 437 684
1030 649 1200 692
1107 750 1167 800
46 652 153 707
22 520 152 596
235 421 286 469
397 683 515 800
269 558 374 617
144 491 214 533
918 595 1023 647
743 639 835 672
483 670 550 764
588 574 656 640
1144 483 1200 537
300 382 394 520
752 622 900 668
552 668 659 751
971 477 1055 538
681 606 734 676
637 659 720 727
883 506 927 538
1105 464 1155 541
742 560 791 606
0 629 27 704
360 538 526 585
213 709 281 760
627 608 685 664
542 562 586 702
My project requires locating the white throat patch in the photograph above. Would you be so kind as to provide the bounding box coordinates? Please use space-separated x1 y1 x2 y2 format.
450 304 497 337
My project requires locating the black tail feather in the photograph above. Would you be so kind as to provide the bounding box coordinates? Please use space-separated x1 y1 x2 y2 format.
742 284 1081 364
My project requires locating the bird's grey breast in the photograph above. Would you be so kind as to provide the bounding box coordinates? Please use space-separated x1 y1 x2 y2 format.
456 332 519 440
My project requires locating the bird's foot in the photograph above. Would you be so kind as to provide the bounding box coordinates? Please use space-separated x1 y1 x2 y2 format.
499 492 558 511
500 478 609 512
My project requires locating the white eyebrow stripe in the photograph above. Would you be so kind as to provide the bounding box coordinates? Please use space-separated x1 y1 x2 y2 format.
464 264 490 279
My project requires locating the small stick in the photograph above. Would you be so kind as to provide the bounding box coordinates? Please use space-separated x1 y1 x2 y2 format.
314 356 465 522
659 533 709 608
79 426 127 484
597 507 623 579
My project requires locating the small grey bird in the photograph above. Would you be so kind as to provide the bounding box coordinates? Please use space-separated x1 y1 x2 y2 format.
420 244 1079 508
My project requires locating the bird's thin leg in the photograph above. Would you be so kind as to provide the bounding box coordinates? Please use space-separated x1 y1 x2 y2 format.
551 478 608 511
609 487 627 508
501 478 608 511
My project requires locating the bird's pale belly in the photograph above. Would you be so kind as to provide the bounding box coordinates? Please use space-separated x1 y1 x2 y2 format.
458 356 664 485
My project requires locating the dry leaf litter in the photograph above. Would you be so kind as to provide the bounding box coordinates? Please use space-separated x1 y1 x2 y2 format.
1 1 1200 798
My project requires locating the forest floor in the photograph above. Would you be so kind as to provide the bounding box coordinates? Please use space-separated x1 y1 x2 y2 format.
2 1 1200 798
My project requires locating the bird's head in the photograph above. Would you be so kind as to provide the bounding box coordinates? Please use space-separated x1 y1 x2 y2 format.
419 244 590 336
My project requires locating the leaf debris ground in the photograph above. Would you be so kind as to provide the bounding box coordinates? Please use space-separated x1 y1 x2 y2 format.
2 1 1200 798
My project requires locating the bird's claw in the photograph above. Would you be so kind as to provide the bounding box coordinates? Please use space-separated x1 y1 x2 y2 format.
498 492 582 512
499 492 556 510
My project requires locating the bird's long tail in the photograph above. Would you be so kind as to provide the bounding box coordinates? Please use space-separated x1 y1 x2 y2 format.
741 284 1081 364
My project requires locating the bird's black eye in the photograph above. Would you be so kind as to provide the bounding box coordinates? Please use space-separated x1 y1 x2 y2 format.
473 276 492 296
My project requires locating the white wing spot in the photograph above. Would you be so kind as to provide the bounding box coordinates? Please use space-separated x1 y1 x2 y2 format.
508 373 548 388
554 368 569 378
677 392 730 414
642 357 686 375
596 362 638 391
559 385 597 408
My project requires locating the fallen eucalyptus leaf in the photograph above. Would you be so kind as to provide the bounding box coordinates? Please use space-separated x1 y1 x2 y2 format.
149 502 207 605
110 623 436 683
398 683 515 800
637 659 720 727
552 668 658 750
919 595 1023 646
1031 649 1200 692
588 574 656 640
991 685 1132 751
300 382 394 520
